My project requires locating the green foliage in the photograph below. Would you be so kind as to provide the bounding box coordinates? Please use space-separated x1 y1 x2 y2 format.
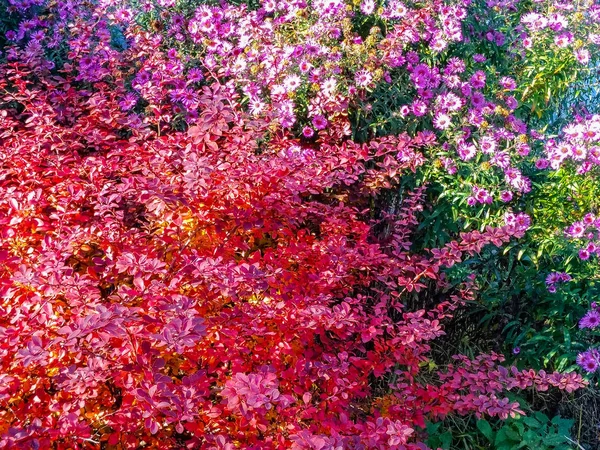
426 412 576 450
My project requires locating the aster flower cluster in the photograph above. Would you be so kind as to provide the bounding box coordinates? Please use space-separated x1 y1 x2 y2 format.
580 304 600 330
468 186 493 206
541 115 600 173
518 3 600 66
577 348 600 373
561 213 600 261
386 51 535 201
545 271 572 293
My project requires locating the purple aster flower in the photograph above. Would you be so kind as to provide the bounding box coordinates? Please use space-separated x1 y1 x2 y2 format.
575 49 590 65
411 100 428 117
302 126 315 138
445 57 465 75
558 272 572 282
580 310 600 329
406 51 419 64
577 350 600 373
187 68 204 83
517 143 530 156
479 136 497 154
567 222 586 238
457 144 476 161
583 213 596 225
500 191 513 202
119 93 138 111
171 14 185 28
470 70 487 89
312 115 327 130
499 77 516 91
440 157 457 175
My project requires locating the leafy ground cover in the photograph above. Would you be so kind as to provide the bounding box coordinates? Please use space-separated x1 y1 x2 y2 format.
1 0 600 448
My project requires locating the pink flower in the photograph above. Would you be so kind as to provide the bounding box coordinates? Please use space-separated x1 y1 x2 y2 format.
385 0 407 18
554 32 573 48
480 136 497 154
355 69 373 87
412 100 428 117
431 38 448 52
500 191 513 202
458 143 476 161
283 74 302 92
583 213 596 225
433 113 452 130
575 49 590 65
119 93 138 111
470 71 487 89
312 115 328 130
302 126 315 138
360 0 376 15
566 222 586 238
579 249 591 260
499 77 516 90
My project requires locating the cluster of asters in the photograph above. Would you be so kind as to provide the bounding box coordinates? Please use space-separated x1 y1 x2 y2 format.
516 0 600 66
576 296 600 373
93 0 539 200
0 0 594 448
400 55 533 202
173 0 469 130
566 213 600 374
577 348 600 374
545 117 600 375
544 271 572 293
562 212 600 261
540 114 600 172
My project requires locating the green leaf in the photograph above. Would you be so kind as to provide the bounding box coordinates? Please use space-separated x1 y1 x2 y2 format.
522 416 541 428
552 416 574 434
477 419 495 442
543 434 568 446
504 425 522 441
439 431 452 449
